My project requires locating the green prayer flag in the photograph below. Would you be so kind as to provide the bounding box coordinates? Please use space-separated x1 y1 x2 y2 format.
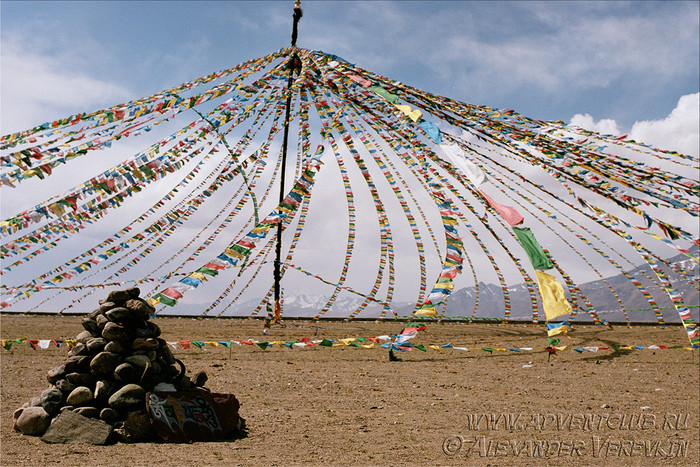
156 294 177 306
414 344 427 352
319 339 333 347
482 347 494 353
512 227 554 270
256 342 270 350
368 86 400 104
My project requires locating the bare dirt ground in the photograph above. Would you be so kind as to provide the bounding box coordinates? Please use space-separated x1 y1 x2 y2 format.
1 315 698 466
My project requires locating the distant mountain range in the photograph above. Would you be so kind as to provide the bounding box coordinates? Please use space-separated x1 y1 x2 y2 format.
227 250 698 323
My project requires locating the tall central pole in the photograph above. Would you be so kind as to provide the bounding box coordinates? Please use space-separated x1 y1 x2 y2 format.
266 1 303 334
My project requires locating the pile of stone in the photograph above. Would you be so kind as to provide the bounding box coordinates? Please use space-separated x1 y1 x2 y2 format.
12 287 220 444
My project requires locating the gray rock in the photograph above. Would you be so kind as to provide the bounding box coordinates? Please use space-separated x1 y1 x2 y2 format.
60 405 75 413
29 395 42 407
133 321 161 338
76 330 94 343
96 314 109 330
13 407 24 430
66 386 93 406
88 307 103 319
90 351 121 376
153 382 176 392
94 380 114 402
82 317 100 334
108 384 146 411
106 289 131 304
73 406 100 419
99 407 119 424
47 364 66 384
67 342 88 357
64 356 91 373
122 410 155 442
105 306 134 323
125 298 154 319
104 340 129 354
132 338 159 351
41 411 113 445
125 286 141 298
102 322 130 341
65 372 96 387
125 354 151 368
15 406 51 436
86 337 108 354
55 379 75 394
149 360 162 374
114 362 140 383
40 387 64 415
159 340 176 364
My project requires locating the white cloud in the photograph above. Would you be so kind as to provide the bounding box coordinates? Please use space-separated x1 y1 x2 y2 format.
569 93 699 157
569 113 621 136
629 93 699 157
0 35 132 135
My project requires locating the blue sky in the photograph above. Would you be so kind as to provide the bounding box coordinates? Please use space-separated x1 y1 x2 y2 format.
2 1 698 146
1 1 698 315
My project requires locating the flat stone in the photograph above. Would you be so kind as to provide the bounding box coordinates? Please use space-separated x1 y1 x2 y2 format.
86 337 108 354
41 411 113 445
108 384 146 411
102 322 130 341
90 351 121 376
40 387 64 415
15 406 51 436
66 386 93 406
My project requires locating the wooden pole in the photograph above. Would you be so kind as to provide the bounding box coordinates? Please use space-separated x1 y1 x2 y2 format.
265 1 303 335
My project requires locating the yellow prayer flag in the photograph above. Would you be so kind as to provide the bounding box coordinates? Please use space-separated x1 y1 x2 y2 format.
414 306 437 318
189 272 207 281
428 345 441 351
394 104 423 122
535 270 572 320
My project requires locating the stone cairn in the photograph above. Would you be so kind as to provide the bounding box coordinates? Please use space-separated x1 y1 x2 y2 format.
13 287 212 443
